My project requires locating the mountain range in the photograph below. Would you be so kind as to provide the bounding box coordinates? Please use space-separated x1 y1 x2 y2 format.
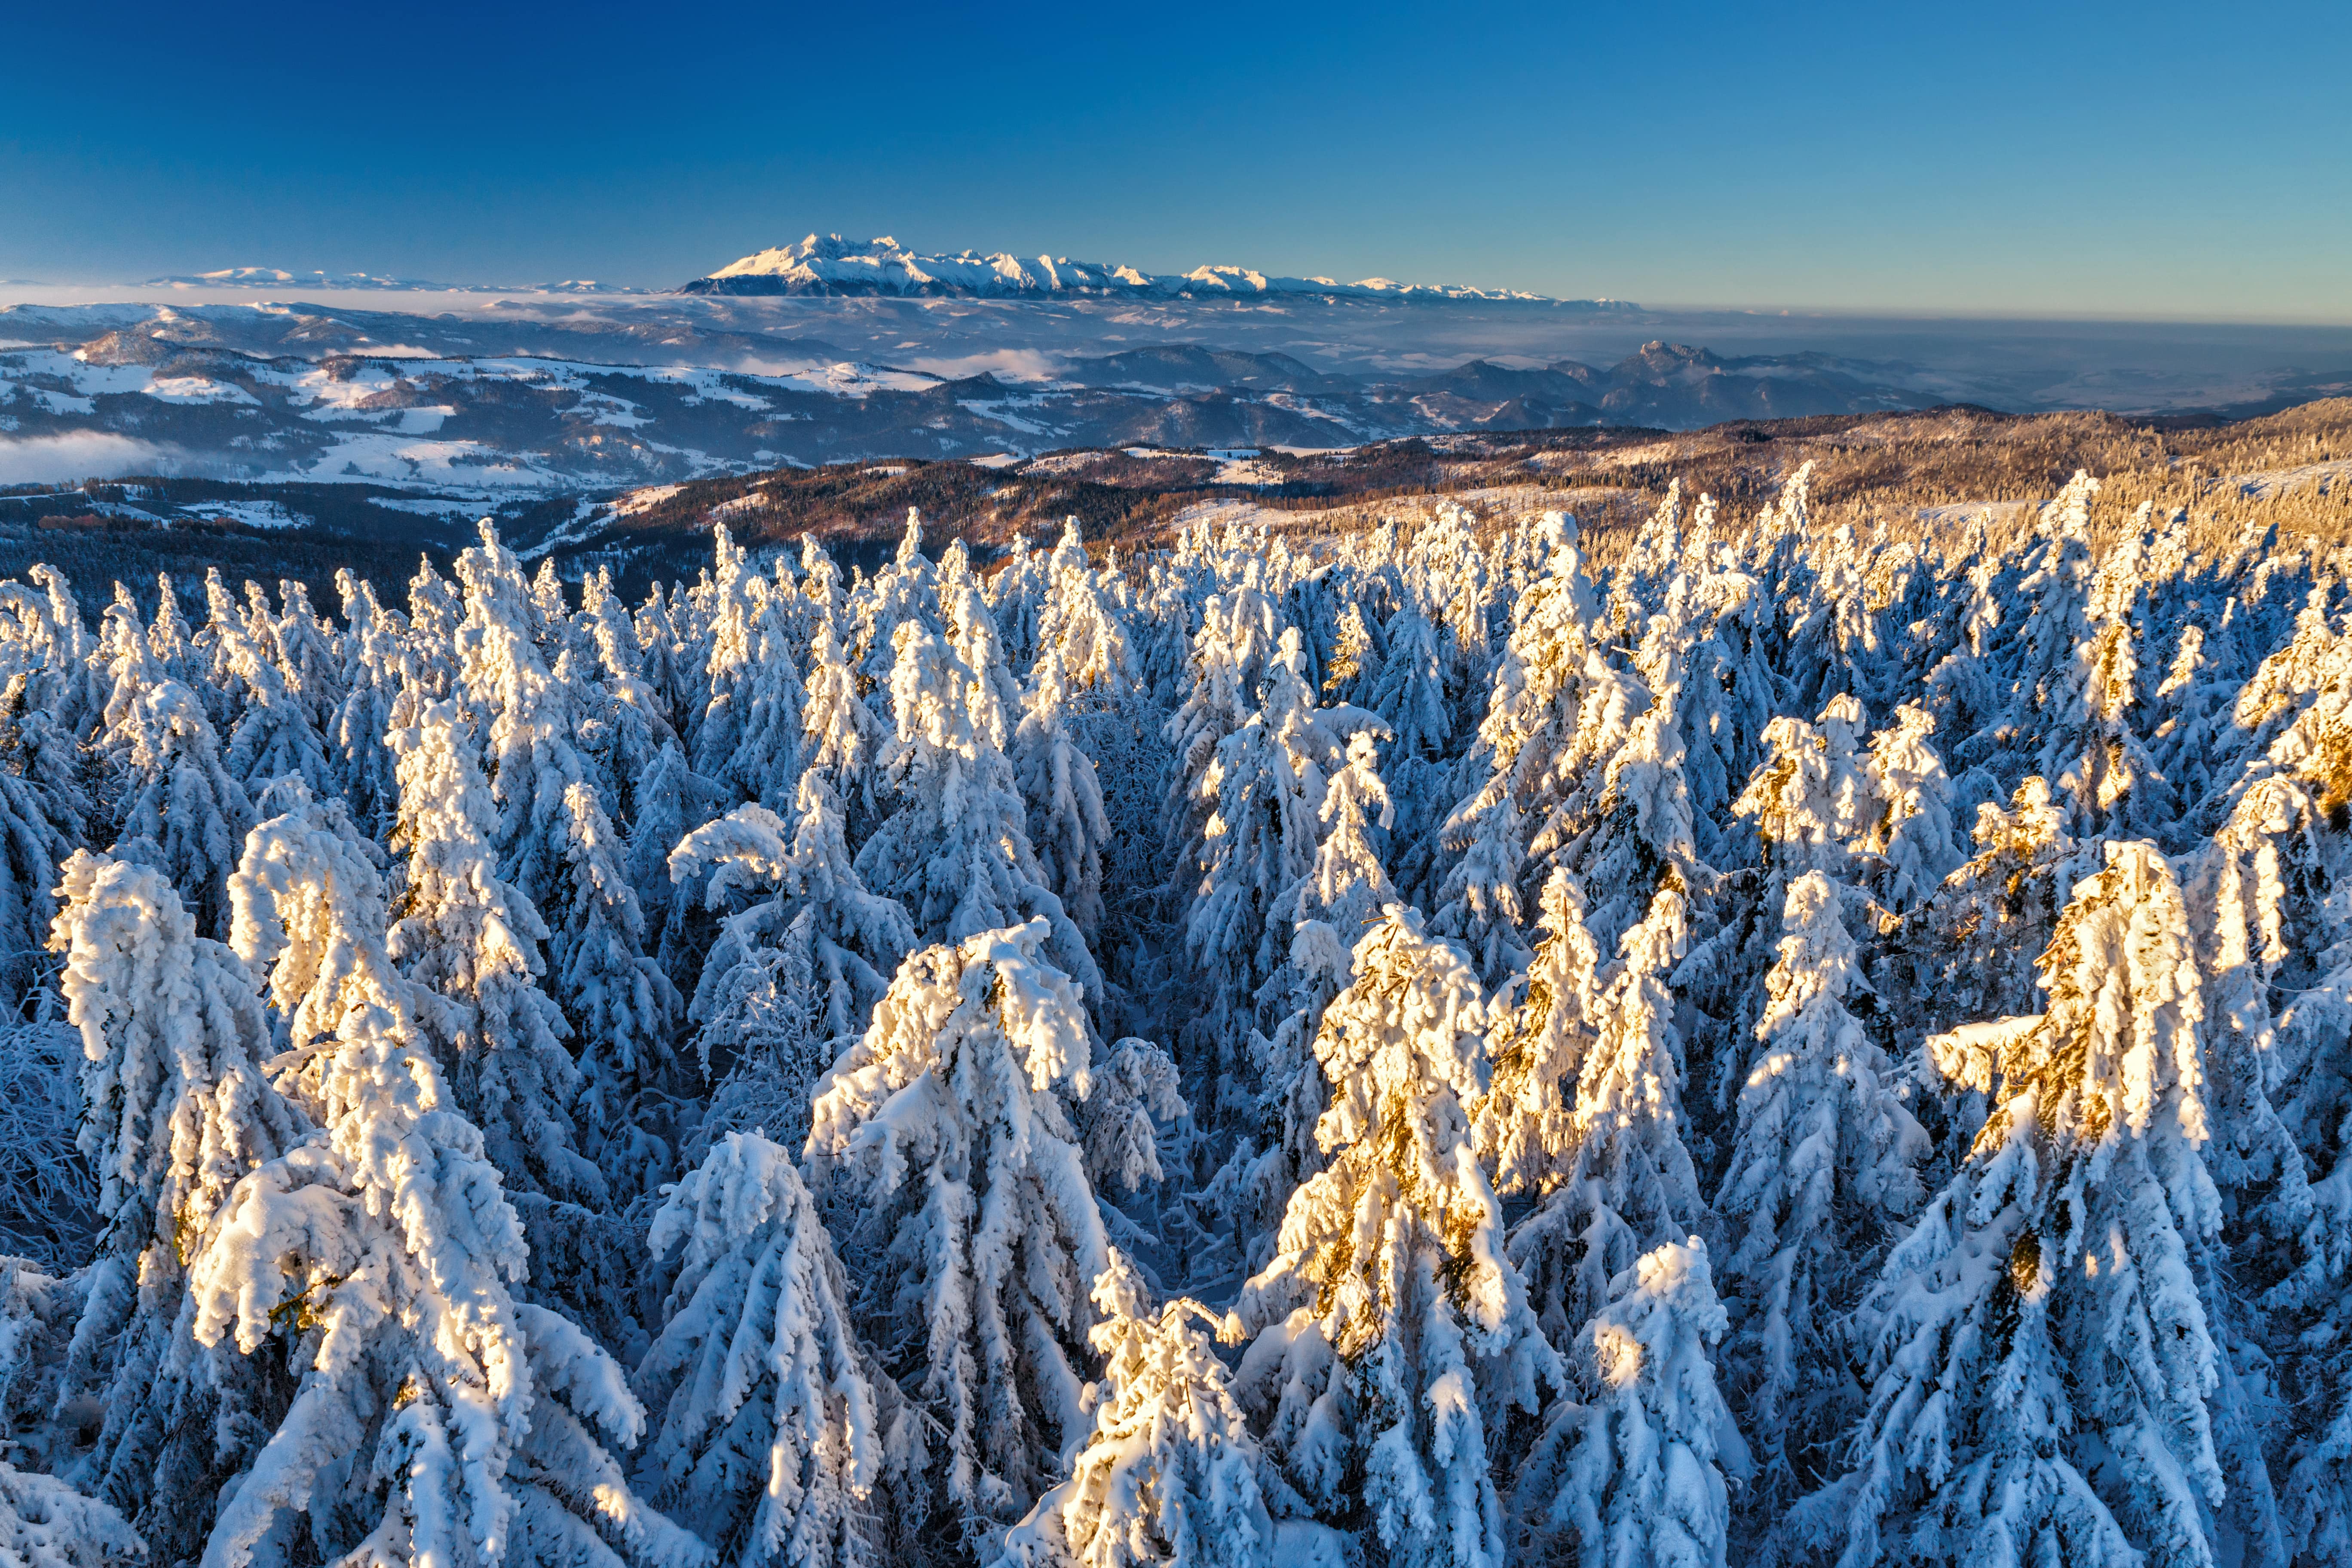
677 233 1632 303
7 231 2350 496
0 317 1950 497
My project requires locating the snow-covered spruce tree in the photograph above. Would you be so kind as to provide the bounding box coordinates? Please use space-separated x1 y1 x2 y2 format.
193 571 259 725
801 612 887 830
2163 673 2352 1560
1514 1236 1741 1568
1434 509 1626 983
2151 622 2238 815
0 663 88 872
1321 598 1381 710
1505 874 1710 1352
1016 643 1113 943
385 698 604 1207
582 565 687 829
191 788 702 1568
1678 693 1882 1145
1712 871 1925 1519
851 508 944 708
1782 522 1884 719
630 739 726 944
1476 867 1605 1204
670 780 916 1156
1858 701 1963 913
986 533 1051 674
634 1130 892 1568
104 678 255 939
1953 469 2101 781
328 568 412 839
638 578 706 740
266 577 345 737
1257 727 1398 1047
1793 840 2228 1568
0 567 101 751
2165 773 2310 1565
1883 774 2081 1045
459 527 677 1155
141 573 193 681
1207 727 1402 1278
197 577 336 796
1608 478 1685 637
998 1248 1274 1568
0 1460 138 1568
1639 553 1783 873
696 537 808 811
1158 567 1282 915
1733 694 1877 879
0 689 77 1013
1228 906 1557 1568
1740 459 1818 626
855 616 1098 995
47 850 306 1562
805 919 1113 1558
1366 603 1454 904
1369 605 1451 769
1179 628 1378 1090
2031 507 2179 838
402 553 465 699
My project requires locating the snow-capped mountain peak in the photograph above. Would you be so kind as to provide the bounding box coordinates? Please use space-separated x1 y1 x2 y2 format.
683 232 1631 307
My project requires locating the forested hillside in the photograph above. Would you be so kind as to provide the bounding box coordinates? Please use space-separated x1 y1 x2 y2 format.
1 404 2351 1568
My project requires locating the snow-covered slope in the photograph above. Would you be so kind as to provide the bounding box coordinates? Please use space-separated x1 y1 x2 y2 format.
683 231 1634 304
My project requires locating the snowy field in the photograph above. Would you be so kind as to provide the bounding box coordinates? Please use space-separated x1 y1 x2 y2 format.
2 438 2352 1568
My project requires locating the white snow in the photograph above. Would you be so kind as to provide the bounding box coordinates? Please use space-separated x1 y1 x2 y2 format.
184 498 309 530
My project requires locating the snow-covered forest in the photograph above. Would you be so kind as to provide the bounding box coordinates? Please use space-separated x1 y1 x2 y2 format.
5 453 2352 1568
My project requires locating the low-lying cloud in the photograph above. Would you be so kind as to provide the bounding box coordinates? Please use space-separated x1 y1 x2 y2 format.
0 432 179 484
903 349 1063 382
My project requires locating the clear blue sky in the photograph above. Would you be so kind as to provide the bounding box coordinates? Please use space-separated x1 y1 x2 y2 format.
3 0 2345 318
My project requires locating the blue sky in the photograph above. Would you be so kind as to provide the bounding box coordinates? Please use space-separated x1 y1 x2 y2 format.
3 0 2345 318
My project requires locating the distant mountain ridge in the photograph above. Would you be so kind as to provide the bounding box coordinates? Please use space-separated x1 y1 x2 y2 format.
143 269 647 296
681 232 1639 306
0 311 1942 497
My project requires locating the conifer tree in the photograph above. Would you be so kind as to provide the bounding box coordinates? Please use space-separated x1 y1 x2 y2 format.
806 919 1113 1556
105 679 255 938
801 614 886 827
0 1462 139 1568
47 850 305 1560
1507 876 1709 1349
1515 1237 1741 1568
999 1250 1274 1568
0 689 77 1012
671 782 916 1155
191 787 703 1568
1436 510 1624 983
386 698 603 1206
1888 775 2081 1041
459 527 677 1145
1795 840 2227 1568
636 1130 891 1568
697 546 807 811
1230 906 1556 1568
1180 628 1372 1080
1859 701 1963 911
856 617 1098 995
1712 871 1924 1516
582 566 686 828
329 568 411 838
1016 644 1113 943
